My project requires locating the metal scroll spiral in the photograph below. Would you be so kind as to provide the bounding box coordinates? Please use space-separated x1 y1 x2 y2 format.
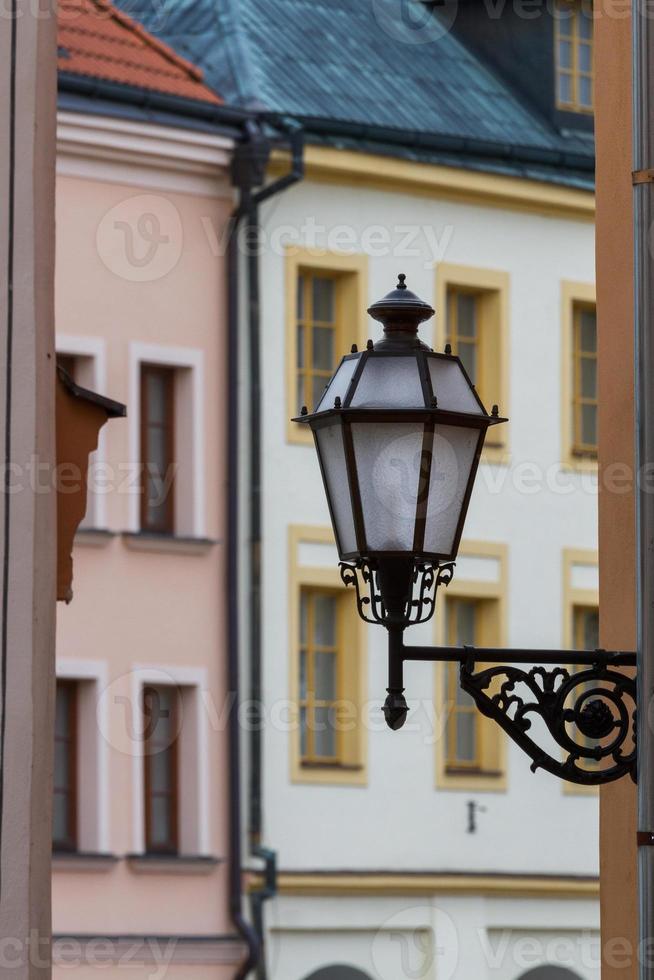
460 658 636 786
339 559 455 628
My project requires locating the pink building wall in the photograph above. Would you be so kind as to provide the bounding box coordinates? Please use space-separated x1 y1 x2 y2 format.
52 116 243 976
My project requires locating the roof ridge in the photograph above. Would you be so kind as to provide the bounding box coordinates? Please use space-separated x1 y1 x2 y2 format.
86 0 206 82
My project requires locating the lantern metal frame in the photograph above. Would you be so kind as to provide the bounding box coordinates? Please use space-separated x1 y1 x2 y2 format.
293 275 638 787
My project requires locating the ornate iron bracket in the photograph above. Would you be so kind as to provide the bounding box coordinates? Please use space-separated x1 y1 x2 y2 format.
459 654 637 786
339 557 638 785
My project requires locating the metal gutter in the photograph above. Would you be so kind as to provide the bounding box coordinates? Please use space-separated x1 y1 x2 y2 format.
227 118 304 980
634 2 654 977
289 114 595 174
58 73 253 132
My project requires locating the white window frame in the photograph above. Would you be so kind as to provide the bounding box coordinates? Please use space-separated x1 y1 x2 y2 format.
130 664 210 856
56 335 108 529
56 657 110 853
128 342 206 538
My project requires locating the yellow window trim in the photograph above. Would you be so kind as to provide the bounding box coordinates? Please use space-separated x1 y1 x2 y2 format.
289 525 368 786
561 281 597 473
269 146 595 221
434 540 508 792
562 547 599 797
286 248 369 446
435 263 510 465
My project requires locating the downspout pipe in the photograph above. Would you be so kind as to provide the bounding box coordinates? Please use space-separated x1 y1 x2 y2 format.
227 184 260 980
246 121 304 980
227 118 304 980
634 3 654 977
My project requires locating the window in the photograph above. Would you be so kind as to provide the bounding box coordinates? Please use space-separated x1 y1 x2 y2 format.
286 250 368 445
299 588 342 765
296 273 340 415
555 1 594 113
445 599 482 772
143 685 180 854
437 265 509 455
290 525 367 785
574 604 599 651
140 365 175 534
435 540 507 790
53 681 77 852
446 289 479 388
572 303 597 457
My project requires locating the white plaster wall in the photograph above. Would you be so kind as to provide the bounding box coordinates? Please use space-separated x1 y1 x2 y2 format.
255 177 599 876
265 893 599 980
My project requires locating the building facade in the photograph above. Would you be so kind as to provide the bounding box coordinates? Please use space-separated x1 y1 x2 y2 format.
52 2 251 975
86 0 603 977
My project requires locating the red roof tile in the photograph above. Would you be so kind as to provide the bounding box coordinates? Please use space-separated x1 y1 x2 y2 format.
58 0 221 105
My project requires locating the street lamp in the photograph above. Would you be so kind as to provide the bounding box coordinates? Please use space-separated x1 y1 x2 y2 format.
294 275 637 787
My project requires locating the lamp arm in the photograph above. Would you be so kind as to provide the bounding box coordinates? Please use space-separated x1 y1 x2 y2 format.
387 635 637 786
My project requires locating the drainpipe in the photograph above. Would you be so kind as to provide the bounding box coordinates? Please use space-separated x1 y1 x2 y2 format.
227 118 304 979
634 3 654 977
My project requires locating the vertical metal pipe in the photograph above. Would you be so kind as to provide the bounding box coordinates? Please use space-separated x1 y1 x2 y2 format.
634 2 654 974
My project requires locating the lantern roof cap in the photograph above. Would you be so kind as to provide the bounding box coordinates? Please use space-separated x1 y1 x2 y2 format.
367 274 434 350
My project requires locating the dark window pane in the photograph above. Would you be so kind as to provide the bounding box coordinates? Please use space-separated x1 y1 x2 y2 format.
300 707 308 757
141 366 175 534
150 796 172 846
583 610 600 651
312 278 335 323
581 403 597 447
579 9 592 40
455 601 476 646
458 342 477 386
455 714 476 763
559 73 573 104
145 371 167 425
54 739 70 787
312 376 328 412
558 39 572 69
312 326 335 372
580 357 597 399
144 686 178 853
579 43 592 72
53 794 69 844
314 707 336 758
456 294 477 338
579 76 593 108
580 310 596 351
315 652 337 701
300 650 308 700
313 594 336 646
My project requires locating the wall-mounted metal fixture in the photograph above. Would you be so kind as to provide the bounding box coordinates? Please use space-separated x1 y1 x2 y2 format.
293 275 637 787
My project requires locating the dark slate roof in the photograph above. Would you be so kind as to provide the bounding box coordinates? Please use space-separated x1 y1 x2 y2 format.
108 0 595 188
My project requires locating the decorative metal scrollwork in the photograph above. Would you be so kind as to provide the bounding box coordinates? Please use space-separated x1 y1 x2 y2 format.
339 559 455 628
460 656 637 786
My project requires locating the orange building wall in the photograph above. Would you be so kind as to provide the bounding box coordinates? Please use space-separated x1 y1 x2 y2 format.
596 2 638 974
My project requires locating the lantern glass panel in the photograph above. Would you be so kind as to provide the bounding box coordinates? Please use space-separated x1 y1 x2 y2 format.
350 356 425 409
315 355 360 412
428 357 485 415
351 421 425 552
315 421 358 554
424 424 480 556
